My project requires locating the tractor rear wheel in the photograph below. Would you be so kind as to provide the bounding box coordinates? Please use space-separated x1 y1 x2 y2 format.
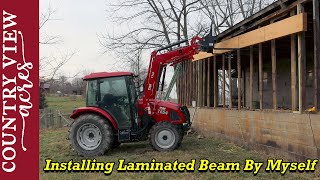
149 122 181 151
69 114 113 156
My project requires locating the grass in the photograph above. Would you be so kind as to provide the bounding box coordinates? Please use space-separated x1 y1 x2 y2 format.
40 128 315 180
40 96 315 179
46 95 85 113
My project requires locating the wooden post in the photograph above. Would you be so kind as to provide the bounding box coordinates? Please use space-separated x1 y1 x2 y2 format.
228 54 232 108
249 46 253 109
271 39 277 110
237 50 241 110
197 61 201 107
222 55 226 108
298 4 306 113
207 58 211 107
259 43 263 110
291 11 297 111
200 61 204 107
193 61 196 103
202 60 206 107
214 56 218 108
313 0 320 110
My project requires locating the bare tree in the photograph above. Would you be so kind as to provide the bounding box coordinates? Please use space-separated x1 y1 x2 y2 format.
40 4 77 83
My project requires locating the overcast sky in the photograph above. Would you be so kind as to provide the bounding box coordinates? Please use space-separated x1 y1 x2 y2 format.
40 0 127 78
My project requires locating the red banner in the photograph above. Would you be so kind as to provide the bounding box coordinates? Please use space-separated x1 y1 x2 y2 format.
1 1 39 179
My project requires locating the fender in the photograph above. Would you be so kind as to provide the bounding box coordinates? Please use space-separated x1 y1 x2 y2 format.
70 107 118 130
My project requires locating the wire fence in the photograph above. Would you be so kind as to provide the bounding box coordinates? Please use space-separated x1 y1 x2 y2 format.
39 109 73 129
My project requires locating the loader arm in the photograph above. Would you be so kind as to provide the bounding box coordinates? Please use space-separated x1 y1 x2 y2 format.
142 36 203 113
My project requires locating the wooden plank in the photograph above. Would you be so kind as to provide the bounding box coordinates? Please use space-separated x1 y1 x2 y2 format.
249 46 253 109
291 34 297 111
271 39 277 110
313 0 320 110
290 10 297 111
237 50 241 110
239 29 265 48
213 56 217 108
298 4 306 113
193 52 213 61
259 43 263 110
264 13 307 41
228 55 232 108
212 13 307 55
207 58 211 107
222 55 226 108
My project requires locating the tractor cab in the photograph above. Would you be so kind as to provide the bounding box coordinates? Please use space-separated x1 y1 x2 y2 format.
84 72 138 129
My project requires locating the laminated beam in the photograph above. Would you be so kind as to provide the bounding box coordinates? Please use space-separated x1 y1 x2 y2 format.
193 13 308 61
213 13 307 54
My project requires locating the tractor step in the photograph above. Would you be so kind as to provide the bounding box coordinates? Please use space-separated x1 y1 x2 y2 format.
118 128 131 142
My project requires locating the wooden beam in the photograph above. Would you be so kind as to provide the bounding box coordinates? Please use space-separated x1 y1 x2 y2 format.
298 4 306 113
237 50 241 110
207 58 211 107
212 13 307 54
259 43 263 110
249 46 253 109
213 56 218 108
290 10 297 111
313 0 320 110
228 54 232 108
271 39 277 110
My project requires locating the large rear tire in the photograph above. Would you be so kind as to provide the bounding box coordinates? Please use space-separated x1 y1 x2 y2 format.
149 122 181 151
69 114 113 156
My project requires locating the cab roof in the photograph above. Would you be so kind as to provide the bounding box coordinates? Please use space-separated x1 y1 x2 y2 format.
83 72 134 80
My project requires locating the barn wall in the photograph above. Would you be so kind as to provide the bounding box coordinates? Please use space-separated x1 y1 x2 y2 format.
190 108 320 160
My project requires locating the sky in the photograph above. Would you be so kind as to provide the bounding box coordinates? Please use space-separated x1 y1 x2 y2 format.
40 0 126 78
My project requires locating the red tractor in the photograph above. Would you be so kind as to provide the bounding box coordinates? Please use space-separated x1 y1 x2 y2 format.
69 36 213 156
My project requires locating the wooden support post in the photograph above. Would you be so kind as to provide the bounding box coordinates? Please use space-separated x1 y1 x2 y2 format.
207 58 211 107
249 46 253 109
200 61 203 107
237 50 241 110
222 55 226 108
228 54 232 108
202 60 207 107
313 0 320 110
291 11 297 111
197 61 201 107
298 4 306 113
271 39 277 110
259 43 263 110
214 56 218 108
193 61 196 103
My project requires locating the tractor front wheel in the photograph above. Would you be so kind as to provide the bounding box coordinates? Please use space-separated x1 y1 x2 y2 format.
69 114 113 156
149 122 181 151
